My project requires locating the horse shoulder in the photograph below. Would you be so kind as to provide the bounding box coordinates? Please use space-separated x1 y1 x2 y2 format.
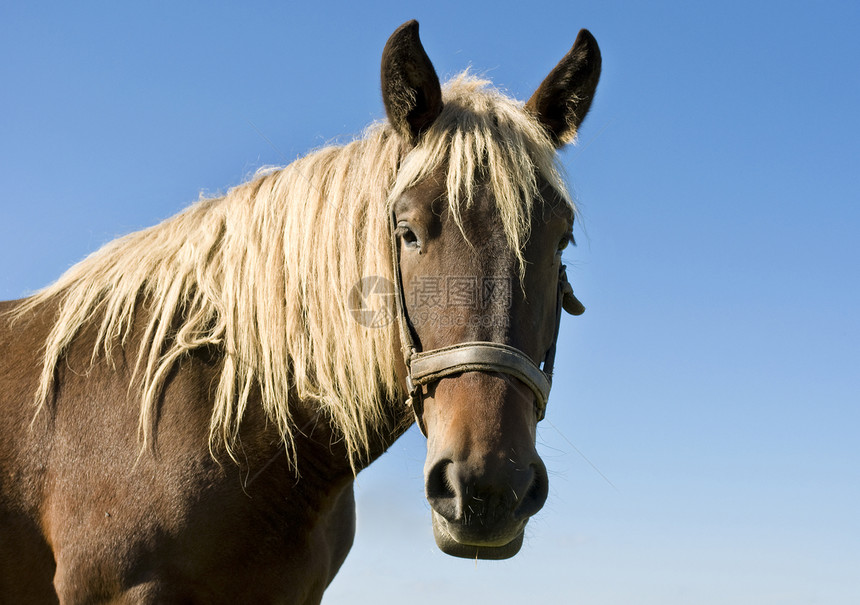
1 299 356 603
0 299 60 603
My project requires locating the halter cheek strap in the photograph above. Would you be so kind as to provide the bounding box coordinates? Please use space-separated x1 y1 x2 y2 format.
389 210 575 436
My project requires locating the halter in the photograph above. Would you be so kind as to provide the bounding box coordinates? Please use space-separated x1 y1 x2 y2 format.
389 210 578 436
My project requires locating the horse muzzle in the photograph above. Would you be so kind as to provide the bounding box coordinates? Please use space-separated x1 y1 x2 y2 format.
423 423 549 560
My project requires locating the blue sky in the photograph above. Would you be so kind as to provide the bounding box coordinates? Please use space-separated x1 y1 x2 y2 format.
2 2 858 603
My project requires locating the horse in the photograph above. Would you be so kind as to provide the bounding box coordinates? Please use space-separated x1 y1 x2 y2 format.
0 20 600 604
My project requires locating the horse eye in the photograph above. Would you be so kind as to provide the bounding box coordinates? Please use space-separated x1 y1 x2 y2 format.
557 234 571 253
397 225 420 249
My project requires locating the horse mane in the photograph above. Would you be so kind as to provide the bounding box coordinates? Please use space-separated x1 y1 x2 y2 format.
14 73 573 470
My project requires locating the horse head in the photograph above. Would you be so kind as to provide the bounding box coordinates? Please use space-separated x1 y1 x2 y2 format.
381 21 600 559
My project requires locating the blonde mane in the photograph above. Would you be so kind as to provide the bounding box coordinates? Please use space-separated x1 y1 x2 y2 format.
16 74 573 470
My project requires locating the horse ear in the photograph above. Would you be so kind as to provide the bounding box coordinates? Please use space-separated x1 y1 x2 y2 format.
381 20 443 144
526 29 601 147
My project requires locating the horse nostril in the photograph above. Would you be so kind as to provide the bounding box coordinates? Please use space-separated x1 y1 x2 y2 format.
514 462 549 520
425 459 459 521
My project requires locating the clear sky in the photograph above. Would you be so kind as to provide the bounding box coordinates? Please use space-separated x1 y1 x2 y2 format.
2 2 858 603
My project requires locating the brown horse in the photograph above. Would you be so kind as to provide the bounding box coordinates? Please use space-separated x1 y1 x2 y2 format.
0 20 600 604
